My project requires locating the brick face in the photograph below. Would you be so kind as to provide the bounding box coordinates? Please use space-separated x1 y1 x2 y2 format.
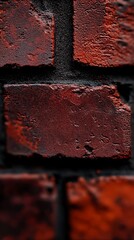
67 176 134 240
0 0 54 67
4 84 131 159
0 174 57 240
73 0 134 67
0 1 134 239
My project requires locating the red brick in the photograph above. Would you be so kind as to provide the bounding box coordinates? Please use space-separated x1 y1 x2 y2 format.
67 176 134 240
0 0 54 67
4 84 131 158
73 0 134 67
0 174 57 240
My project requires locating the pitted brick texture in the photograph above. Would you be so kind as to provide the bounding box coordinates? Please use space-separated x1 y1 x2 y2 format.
67 176 134 240
73 0 134 67
4 84 131 159
0 174 57 240
0 0 54 67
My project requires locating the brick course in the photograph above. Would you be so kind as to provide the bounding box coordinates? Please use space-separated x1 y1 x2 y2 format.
0 0 54 67
73 0 134 67
0 174 57 240
67 176 134 240
4 84 131 159
0 0 133 239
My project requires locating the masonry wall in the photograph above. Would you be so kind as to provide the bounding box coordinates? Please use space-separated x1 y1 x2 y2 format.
0 0 134 239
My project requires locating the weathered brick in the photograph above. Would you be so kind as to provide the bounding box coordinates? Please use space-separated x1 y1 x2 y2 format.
67 176 134 240
0 174 57 240
4 84 131 158
0 0 54 67
73 0 134 67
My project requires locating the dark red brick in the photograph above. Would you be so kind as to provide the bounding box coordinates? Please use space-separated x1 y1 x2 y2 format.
4 84 131 158
0 0 54 67
73 0 134 67
67 176 134 240
0 174 57 240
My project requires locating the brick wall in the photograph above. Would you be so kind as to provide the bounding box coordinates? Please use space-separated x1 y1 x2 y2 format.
0 0 134 239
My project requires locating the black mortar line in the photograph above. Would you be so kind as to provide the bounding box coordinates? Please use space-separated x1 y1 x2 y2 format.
2 154 134 174
45 0 74 76
0 66 134 84
0 84 6 166
130 84 134 170
0 1 133 240
56 176 69 240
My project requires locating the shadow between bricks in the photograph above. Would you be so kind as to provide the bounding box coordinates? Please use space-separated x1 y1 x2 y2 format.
0 0 134 240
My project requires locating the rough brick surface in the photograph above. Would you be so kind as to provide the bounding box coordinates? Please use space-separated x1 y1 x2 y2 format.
4 84 131 158
0 174 57 240
73 0 134 67
0 0 54 67
67 176 134 240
